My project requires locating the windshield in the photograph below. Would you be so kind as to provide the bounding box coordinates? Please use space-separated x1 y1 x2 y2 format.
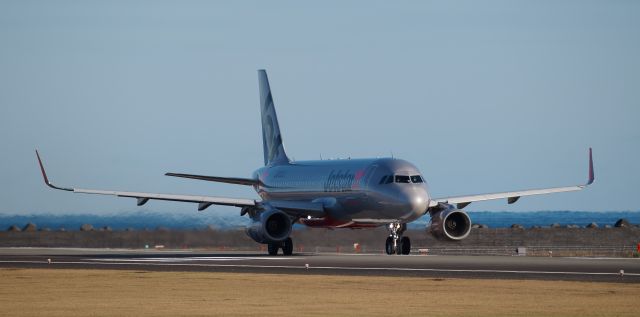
410 175 423 183
379 174 424 184
394 175 411 183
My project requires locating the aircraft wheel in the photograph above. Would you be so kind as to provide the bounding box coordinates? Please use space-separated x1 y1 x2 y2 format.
282 237 293 255
385 237 395 255
267 243 279 255
400 236 411 255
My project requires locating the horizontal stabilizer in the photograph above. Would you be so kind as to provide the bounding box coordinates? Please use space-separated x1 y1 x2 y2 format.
165 173 261 186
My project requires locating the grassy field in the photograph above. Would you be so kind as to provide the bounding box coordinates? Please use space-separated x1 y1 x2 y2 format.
1 268 638 316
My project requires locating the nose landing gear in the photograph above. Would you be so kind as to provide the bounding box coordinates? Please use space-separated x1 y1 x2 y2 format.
385 223 411 255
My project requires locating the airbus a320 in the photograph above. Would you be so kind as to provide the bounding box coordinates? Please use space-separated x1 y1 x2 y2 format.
36 70 595 255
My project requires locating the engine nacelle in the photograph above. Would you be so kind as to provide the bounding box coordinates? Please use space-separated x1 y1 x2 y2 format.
245 209 292 244
429 208 472 241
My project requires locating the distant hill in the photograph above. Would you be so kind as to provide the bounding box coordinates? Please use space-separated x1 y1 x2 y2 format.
413 211 640 229
0 211 249 231
1 210 638 231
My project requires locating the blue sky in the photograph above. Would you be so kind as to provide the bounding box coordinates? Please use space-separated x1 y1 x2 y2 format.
1 1 638 215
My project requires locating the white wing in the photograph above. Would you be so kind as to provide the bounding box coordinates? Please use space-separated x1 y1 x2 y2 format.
431 148 594 209
36 150 325 217
73 188 255 209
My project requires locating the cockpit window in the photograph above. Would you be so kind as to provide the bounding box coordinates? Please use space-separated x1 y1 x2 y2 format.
394 175 411 183
381 174 422 184
411 175 423 183
385 175 394 184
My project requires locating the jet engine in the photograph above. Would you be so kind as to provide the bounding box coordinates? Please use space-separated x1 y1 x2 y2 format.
428 207 472 241
245 209 292 244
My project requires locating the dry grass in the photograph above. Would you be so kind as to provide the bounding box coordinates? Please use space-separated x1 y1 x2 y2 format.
1 268 638 316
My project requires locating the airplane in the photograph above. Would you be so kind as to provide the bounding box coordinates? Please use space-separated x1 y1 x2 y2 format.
36 69 595 255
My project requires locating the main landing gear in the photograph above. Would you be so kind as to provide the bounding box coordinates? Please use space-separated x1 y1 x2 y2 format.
267 237 293 256
385 223 411 255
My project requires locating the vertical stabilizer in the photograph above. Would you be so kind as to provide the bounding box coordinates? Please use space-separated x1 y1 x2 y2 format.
258 70 290 166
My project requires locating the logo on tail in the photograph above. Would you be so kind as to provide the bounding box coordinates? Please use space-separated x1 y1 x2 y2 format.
259 70 289 166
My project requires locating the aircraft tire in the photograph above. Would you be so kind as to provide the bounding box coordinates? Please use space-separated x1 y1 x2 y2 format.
282 237 293 255
400 236 411 255
385 237 395 255
267 243 279 255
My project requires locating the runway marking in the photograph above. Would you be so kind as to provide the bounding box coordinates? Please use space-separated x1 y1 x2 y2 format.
0 247 194 253
1 260 639 277
88 257 294 262
566 257 640 261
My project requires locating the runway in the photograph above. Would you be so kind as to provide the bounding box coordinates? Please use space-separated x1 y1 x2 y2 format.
1 248 639 283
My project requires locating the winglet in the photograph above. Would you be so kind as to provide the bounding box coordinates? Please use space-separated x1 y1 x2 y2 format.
35 150 50 185
586 147 594 185
35 150 73 191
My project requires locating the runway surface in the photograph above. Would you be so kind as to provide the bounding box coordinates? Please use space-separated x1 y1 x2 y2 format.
1 248 639 283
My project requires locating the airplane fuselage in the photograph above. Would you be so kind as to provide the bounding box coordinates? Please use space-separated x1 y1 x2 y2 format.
252 158 430 228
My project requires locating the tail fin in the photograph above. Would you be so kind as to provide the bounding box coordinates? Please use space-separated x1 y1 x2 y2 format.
258 70 290 166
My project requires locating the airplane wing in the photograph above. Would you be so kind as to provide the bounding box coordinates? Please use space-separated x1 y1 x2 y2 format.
36 150 255 210
431 148 594 209
36 150 325 217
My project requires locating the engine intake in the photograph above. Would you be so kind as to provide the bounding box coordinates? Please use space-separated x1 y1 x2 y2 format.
429 208 472 241
245 209 292 244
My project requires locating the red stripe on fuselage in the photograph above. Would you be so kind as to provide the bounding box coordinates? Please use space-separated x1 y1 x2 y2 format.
299 217 381 229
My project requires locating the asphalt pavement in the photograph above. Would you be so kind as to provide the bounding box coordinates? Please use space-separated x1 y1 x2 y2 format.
1 248 638 283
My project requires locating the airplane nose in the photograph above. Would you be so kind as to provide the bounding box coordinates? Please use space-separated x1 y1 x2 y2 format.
400 187 429 216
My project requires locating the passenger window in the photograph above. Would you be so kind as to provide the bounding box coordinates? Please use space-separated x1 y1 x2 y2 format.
411 175 423 183
395 175 410 183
